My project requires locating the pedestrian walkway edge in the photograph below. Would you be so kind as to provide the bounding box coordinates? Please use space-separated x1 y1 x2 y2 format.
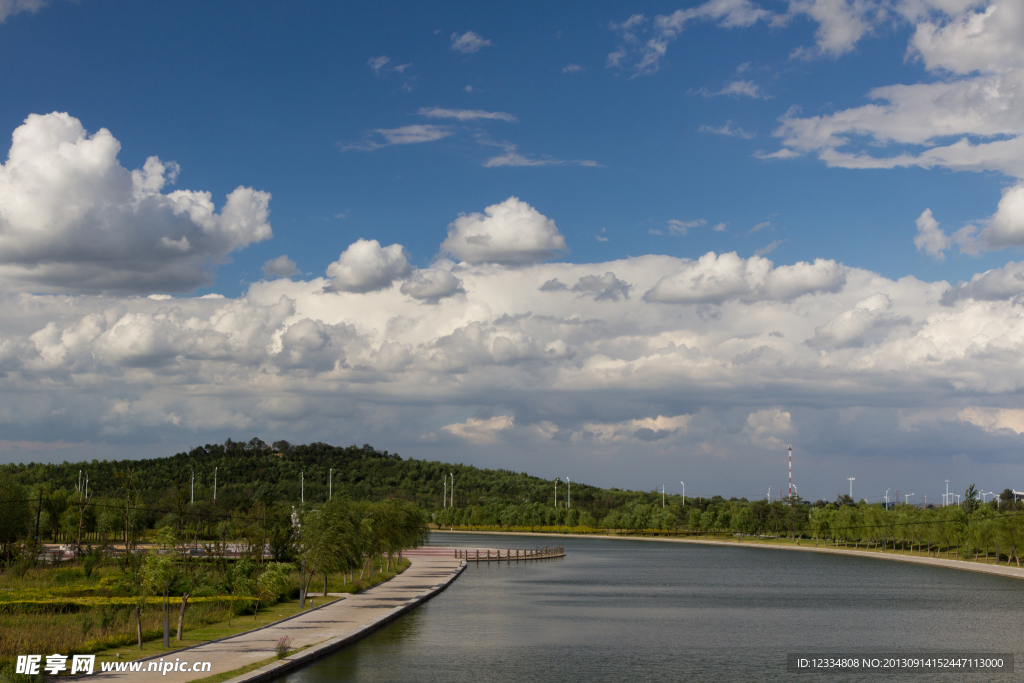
221 559 467 683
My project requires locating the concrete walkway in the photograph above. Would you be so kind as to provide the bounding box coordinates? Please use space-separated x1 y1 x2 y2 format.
87 550 466 682
434 529 1024 581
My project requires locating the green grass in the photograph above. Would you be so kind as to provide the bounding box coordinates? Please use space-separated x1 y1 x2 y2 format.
88 559 409 665
0 557 409 669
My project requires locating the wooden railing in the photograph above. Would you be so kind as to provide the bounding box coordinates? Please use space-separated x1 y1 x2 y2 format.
455 546 565 562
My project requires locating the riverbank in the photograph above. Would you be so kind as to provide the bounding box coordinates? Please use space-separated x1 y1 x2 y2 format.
432 529 1024 581
81 551 466 683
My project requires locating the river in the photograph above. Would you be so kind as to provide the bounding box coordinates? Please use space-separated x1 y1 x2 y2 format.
276 532 1022 681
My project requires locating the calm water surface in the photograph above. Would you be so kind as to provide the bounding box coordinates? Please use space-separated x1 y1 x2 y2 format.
279 533 1023 682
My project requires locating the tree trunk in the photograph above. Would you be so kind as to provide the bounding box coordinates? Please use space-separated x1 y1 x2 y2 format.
77 506 84 554
136 606 143 649
176 593 190 640
302 570 315 606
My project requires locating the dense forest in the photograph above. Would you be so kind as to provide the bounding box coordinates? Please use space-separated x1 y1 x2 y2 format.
0 437 668 546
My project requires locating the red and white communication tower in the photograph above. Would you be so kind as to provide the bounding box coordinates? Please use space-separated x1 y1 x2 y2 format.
788 444 793 501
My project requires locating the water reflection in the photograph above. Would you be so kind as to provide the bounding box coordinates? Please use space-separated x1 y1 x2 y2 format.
279 533 1022 682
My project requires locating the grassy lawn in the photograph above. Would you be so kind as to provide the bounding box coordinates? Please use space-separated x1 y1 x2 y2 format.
88 596 330 665
88 559 410 666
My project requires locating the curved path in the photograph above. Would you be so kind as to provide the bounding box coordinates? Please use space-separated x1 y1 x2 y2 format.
87 550 466 683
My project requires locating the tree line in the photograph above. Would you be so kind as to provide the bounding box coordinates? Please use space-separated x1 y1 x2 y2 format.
2 438 1020 567
437 486 1024 565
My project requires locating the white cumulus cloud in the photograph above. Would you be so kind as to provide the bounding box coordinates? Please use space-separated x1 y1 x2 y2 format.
913 209 951 260
325 239 412 293
263 256 299 279
941 260 1024 305
744 407 793 449
0 112 272 294
807 293 912 348
784 0 878 59
958 407 1024 435
442 415 513 444
578 414 692 443
400 268 465 302
643 251 846 304
440 197 568 264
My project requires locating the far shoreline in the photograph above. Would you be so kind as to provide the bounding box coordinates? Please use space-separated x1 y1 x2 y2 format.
430 528 1024 581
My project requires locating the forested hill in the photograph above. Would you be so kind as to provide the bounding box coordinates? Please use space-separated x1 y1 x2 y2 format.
1 437 665 517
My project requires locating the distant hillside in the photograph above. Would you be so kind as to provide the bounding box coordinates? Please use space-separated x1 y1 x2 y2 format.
2 437 668 517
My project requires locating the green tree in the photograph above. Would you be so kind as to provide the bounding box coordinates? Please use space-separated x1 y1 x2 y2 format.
254 563 290 618
222 559 256 626
42 489 69 542
964 484 980 514
686 508 702 532
0 478 30 560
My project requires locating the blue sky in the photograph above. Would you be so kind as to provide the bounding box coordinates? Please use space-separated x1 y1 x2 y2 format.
1 0 1023 504
1 0 1009 288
